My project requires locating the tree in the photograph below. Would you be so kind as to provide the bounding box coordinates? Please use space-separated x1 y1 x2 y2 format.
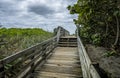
68 0 120 53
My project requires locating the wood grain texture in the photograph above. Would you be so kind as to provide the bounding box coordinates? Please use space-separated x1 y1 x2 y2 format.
34 47 82 78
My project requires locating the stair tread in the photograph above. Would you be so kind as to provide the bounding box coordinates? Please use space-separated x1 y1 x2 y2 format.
46 59 80 64
60 36 77 38
50 56 79 61
34 47 82 78
44 64 81 68
58 44 77 47
36 64 82 75
36 71 82 78
59 37 77 47
53 52 79 56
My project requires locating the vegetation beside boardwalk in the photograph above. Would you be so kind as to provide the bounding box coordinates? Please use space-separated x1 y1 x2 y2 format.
68 0 120 55
0 28 53 59
68 0 120 77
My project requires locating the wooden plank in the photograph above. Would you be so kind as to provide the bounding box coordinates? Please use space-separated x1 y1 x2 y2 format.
59 42 77 44
77 35 101 78
37 64 81 75
50 56 79 61
34 47 82 78
44 64 80 68
36 71 82 78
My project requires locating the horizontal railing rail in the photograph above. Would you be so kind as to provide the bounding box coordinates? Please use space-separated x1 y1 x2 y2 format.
77 30 101 78
54 26 70 37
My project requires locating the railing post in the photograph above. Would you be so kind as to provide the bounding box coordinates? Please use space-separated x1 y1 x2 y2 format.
30 50 35 78
55 26 70 43
0 63 5 78
56 27 61 43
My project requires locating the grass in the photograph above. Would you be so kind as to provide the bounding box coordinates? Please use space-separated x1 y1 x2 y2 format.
0 28 53 59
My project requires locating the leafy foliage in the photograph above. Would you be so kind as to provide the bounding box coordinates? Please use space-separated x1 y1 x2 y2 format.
0 28 53 58
68 0 120 53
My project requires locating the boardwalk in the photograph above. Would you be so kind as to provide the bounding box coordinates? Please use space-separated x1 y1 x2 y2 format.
34 47 82 78
0 27 101 78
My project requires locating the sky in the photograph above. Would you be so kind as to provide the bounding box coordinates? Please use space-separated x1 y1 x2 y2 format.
0 0 77 34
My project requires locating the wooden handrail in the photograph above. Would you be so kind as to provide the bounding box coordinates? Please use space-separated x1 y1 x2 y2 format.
77 29 101 78
54 26 70 37
0 36 57 78
0 26 68 78
56 27 61 43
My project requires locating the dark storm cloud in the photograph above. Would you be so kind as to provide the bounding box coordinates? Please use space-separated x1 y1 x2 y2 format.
0 1 21 16
28 4 55 16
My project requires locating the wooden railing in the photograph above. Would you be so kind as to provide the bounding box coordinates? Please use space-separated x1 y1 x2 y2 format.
54 26 70 37
0 26 68 78
77 29 101 78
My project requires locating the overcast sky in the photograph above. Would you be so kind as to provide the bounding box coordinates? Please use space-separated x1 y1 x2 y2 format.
0 0 77 34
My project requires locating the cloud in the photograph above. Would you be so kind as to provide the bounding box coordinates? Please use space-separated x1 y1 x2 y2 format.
28 4 55 16
0 0 77 34
0 1 16 15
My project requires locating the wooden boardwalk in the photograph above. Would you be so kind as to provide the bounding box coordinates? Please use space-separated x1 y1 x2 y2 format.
0 27 102 78
34 47 82 78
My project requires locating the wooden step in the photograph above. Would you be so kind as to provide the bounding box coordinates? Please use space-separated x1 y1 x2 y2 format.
50 56 79 61
46 59 80 65
58 44 77 47
36 71 83 78
33 47 82 78
36 64 82 75
59 39 77 42
59 40 77 42
53 52 79 57
53 47 77 52
60 36 77 38
59 42 77 44
46 60 80 66
58 42 77 46
44 64 81 68
59 37 77 42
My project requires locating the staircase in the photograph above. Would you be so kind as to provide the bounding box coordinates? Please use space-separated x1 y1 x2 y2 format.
33 36 82 78
0 26 102 78
58 36 77 47
34 47 82 78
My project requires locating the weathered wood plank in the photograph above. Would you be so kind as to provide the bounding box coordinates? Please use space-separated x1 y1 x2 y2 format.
77 34 101 78
34 47 82 78
36 72 82 78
